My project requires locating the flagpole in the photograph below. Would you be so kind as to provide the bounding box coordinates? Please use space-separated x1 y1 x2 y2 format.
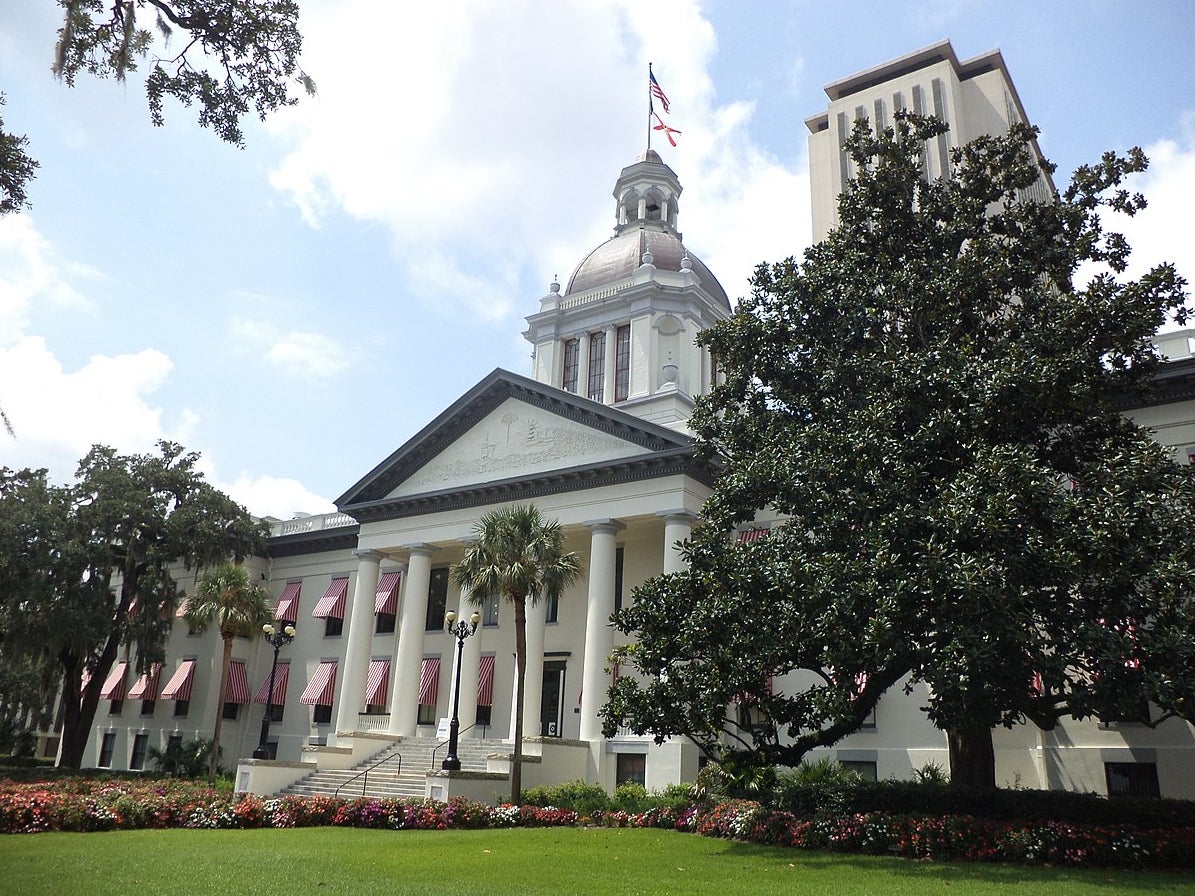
647 62 654 152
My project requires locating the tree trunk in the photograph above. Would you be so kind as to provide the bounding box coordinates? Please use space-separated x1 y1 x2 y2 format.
511 593 527 805
209 634 233 783
947 725 996 789
57 638 119 769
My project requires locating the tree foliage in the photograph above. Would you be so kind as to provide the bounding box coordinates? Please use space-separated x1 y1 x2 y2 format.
603 113 1195 788
184 561 271 781
0 441 266 768
0 1 313 216
452 505 581 803
51 0 314 146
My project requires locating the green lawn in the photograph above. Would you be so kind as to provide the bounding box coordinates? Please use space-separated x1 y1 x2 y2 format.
3 827 1194 896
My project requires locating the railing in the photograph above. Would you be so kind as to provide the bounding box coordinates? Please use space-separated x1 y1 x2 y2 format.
357 713 391 733
334 750 402 799
270 512 357 537
430 723 479 769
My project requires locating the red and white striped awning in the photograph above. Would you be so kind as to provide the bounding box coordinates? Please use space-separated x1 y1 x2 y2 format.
737 527 770 543
254 661 290 705
128 663 162 700
374 571 401 615
300 661 338 706
417 657 440 706
274 582 302 624
161 660 197 701
225 660 250 704
100 662 128 700
477 655 495 706
365 660 390 707
312 578 349 619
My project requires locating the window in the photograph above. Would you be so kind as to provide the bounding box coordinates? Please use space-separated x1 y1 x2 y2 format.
173 700 190 718
167 733 182 752
98 732 116 768
544 591 559 624
562 338 580 393
587 331 606 401
222 702 240 721
140 699 155 716
108 699 123 716
1106 762 1160 798
262 741 279 760
375 613 396 634
273 581 302 625
425 568 449 631
365 660 389 713
268 703 284 722
614 324 631 401
840 760 878 781
312 704 332 724
482 592 500 626
417 657 440 724
616 753 646 787
129 733 149 770
312 577 348 633
614 547 625 612
475 705 492 727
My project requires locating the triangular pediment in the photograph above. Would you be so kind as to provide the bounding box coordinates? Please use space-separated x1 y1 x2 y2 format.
387 396 649 498
336 369 704 519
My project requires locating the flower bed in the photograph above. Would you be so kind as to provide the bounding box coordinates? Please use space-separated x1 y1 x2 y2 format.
1 780 1192 869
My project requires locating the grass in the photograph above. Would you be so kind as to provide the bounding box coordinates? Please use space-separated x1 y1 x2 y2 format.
3 827 1195 896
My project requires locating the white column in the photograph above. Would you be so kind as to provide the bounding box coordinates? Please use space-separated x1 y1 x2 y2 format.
603 326 616 404
334 549 383 736
522 596 547 738
389 544 436 737
580 519 624 742
452 583 481 736
577 332 591 397
658 510 696 574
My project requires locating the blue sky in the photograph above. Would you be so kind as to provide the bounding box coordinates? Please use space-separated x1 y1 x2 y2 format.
1 1 1192 518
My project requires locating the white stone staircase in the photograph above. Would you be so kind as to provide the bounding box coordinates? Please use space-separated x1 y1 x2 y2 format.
279 737 507 800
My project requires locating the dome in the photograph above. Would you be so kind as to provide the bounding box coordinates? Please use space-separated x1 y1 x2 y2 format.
564 228 731 311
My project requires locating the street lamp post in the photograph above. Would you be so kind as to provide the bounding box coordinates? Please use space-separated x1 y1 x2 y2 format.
442 610 481 771
252 621 296 760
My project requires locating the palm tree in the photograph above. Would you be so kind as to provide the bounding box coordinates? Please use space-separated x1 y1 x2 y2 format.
183 562 272 783
452 505 581 803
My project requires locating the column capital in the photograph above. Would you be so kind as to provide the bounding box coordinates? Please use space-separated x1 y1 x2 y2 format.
656 509 698 524
353 549 385 562
584 518 626 535
402 543 439 559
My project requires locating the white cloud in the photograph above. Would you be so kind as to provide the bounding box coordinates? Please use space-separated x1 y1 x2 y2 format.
230 316 350 379
0 335 173 481
0 215 92 345
1076 125 1195 330
1118 130 1195 288
266 1 805 318
212 470 337 520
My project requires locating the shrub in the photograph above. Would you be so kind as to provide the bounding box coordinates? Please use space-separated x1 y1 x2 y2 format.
521 780 610 816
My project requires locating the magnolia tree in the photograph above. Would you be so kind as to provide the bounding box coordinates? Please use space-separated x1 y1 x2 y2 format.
603 113 1195 789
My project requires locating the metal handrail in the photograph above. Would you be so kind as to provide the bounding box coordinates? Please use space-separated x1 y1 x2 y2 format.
334 749 402 798
431 723 478 769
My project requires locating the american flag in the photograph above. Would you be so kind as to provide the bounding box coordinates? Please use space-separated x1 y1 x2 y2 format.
649 68 670 114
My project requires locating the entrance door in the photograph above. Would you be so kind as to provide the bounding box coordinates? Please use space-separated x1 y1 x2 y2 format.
541 661 566 737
